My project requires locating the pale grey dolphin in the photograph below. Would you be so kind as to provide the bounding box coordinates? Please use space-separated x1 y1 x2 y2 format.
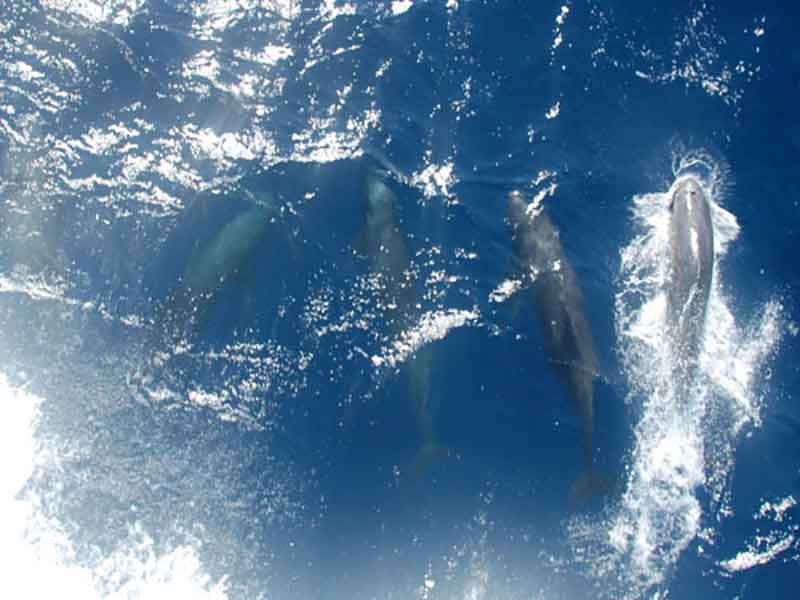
507 190 606 501
159 196 275 340
666 175 714 394
181 203 272 298
356 169 451 476
359 171 415 327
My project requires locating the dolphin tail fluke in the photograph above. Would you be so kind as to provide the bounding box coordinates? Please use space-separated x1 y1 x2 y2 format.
405 442 457 481
569 469 612 508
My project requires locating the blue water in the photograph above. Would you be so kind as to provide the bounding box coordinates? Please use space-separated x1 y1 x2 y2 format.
0 1 798 599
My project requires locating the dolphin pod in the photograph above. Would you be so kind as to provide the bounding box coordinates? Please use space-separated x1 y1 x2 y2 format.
667 175 714 397
148 159 718 504
507 190 607 501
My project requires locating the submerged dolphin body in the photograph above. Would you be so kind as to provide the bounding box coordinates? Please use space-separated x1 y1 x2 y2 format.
360 171 415 328
507 190 605 501
182 203 272 298
160 199 274 341
666 176 714 396
357 169 450 476
2 197 67 275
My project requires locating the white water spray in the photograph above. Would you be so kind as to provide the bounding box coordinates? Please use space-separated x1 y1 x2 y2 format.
0 373 230 600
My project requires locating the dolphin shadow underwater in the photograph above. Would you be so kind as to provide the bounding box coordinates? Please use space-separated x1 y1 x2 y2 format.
506 189 610 505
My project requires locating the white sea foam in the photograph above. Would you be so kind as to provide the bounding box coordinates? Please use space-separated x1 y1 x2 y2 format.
718 494 799 573
489 278 522 304
370 307 479 370
720 534 795 572
410 161 458 203
0 373 229 599
42 0 146 27
392 0 413 16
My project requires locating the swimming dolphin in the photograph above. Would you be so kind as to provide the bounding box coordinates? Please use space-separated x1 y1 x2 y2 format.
159 197 275 341
359 170 416 328
507 190 605 501
356 169 450 475
666 175 714 395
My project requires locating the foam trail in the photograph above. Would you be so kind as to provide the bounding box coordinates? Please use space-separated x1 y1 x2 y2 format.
568 154 783 598
0 373 230 600
720 495 798 573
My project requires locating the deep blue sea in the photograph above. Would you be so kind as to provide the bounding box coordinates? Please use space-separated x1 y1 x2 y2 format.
1 1 798 599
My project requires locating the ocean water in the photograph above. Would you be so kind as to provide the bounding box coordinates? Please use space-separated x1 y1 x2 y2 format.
0 1 798 599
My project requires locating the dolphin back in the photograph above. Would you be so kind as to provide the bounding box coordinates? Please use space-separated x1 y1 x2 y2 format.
667 176 714 361
182 203 272 295
507 190 604 500
156 200 275 344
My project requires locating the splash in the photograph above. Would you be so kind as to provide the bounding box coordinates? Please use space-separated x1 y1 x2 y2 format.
568 151 783 598
370 307 480 370
720 494 799 573
0 373 230 600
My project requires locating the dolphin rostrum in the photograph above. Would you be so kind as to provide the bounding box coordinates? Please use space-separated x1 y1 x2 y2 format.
507 190 606 501
666 175 714 396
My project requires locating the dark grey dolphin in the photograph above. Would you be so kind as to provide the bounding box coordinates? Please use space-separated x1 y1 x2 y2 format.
666 176 714 394
507 190 605 501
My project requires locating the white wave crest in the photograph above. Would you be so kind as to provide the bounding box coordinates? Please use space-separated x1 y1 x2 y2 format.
371 307 479 370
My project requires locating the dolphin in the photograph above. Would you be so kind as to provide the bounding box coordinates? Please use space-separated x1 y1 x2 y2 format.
507 190 606 501
666 175 714 395
159 197 275 341
359 170 416 328
356 169 450 476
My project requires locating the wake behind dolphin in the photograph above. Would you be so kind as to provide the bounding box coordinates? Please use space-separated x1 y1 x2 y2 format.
666 175 714 399
567 151 785 600
507 190 606 502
